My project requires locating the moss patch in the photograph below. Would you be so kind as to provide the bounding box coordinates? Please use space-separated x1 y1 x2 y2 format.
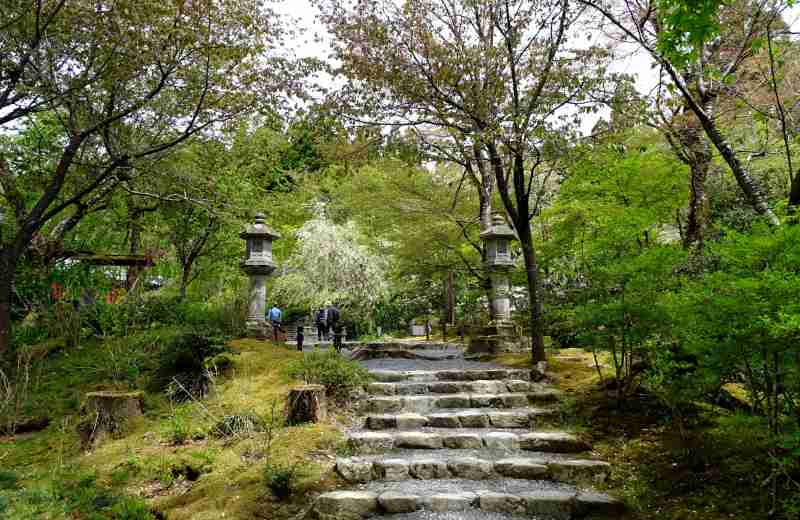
1 335 345 520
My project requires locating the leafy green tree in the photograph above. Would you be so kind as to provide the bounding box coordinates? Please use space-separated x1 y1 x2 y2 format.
581 0 783 224
0 0 285 356
271 208 388 324
331 158 485 333
320 0 612 361
542 130 688 397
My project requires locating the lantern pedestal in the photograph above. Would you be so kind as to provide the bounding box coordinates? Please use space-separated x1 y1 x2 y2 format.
244 271 269 338
467 323 520 356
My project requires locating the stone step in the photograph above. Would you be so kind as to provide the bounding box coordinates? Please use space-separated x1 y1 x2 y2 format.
313 480 623 519
336 455 611 484
347 431 591 454
364 408 556 430
355 341 463 351
363 391 559 414
370 368 532 383
365 380 550 396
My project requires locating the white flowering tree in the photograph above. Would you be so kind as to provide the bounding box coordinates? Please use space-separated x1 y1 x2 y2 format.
272 212 387 320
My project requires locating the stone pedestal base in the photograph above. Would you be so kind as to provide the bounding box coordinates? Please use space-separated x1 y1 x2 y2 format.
246 319 269 339
467 322 522 356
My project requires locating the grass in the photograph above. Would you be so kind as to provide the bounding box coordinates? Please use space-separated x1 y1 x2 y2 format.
0 335 346 520
492 346 787 520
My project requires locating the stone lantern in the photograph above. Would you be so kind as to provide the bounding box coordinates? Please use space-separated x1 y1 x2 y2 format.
468 213 519 356
480 213 516 323
240 212 280 337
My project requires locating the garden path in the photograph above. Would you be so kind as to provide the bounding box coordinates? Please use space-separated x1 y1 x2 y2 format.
312 340 624 519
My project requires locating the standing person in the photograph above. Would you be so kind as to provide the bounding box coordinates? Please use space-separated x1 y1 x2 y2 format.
327 302 342 352
268 304 282 342
296 325 304 352
315 307 327 342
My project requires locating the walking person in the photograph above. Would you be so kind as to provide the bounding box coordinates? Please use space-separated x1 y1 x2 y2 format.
268 304 282 342
327 302 342 352
315 307 328 342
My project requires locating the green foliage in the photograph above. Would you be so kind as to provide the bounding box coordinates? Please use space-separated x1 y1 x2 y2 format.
665 224 800 418
655 0 725 66
0 470 19 491
271 208 388 316
211 414 266 438
0 470 155 520
262 462 306 501
163 405 194 445
286 348 372 399
150 333 231 401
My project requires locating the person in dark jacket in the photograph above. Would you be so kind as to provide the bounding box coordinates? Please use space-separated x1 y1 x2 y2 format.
327 303 342 352
296 326 304 352
315 307 328 341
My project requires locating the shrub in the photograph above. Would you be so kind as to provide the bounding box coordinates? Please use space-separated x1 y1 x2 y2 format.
149 333 230 401
263 462 305 500
164 406 193 445
286 348 371 400
0 470 19 491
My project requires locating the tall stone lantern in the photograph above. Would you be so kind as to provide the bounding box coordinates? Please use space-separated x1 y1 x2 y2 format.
480 213 516 323
240 212 280 337
468 213 519 355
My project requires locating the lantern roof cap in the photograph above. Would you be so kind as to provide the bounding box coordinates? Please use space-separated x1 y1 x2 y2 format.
240 212 281 239
480 213 516 240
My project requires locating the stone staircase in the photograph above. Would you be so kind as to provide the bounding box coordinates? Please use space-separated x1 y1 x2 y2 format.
311 344 623 520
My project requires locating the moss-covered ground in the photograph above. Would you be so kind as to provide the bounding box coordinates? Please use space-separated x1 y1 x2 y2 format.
0 335 345 520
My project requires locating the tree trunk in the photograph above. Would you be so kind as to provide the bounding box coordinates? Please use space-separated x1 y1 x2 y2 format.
179 264 191 302
682 126 712 250
789 168 800 209
446 270 455 325
0 249 16 359
661 63 779 225
702 119 778 225
126 208 143 291
517 222 546 363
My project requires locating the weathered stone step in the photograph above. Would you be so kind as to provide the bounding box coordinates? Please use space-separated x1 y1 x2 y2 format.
336 455 610 484
357 341 463 351
347 431 591 454
366 379 542 396
313 479 623 519
370 368 532 383
364 408 556 430
363 391 559 414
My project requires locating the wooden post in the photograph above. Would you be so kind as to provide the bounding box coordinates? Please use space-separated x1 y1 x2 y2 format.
286 384 327 425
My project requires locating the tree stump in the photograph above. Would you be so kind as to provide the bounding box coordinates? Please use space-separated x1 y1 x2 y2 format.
77 391 144 447
285 385 327 425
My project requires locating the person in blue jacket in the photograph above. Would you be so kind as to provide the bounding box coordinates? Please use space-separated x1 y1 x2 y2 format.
268 305 282 342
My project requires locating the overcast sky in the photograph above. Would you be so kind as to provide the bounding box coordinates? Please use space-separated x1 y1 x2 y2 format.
275 0 800 96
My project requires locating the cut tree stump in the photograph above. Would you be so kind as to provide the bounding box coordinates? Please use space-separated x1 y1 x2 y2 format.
77 391 144 447
286 384 327 425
